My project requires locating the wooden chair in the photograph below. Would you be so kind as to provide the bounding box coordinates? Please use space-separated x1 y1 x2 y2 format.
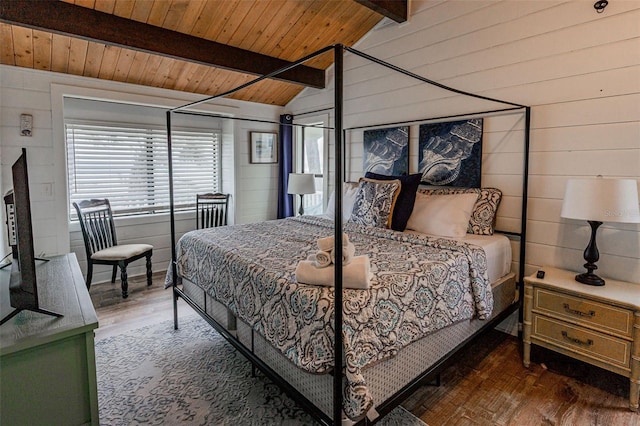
72 199 153 298
196 193 230 229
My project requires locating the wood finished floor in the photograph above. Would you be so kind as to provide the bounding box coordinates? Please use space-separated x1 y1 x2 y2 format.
93 275 640 425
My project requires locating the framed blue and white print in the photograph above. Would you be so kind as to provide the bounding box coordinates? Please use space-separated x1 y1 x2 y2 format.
363 126 409 176
418 118 483 187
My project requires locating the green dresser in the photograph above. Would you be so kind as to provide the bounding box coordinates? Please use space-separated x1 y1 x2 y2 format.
1 253 99 425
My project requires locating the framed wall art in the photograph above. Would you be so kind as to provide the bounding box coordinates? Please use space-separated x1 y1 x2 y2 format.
418 118 483 187
363 126 409 176
250 131 278 164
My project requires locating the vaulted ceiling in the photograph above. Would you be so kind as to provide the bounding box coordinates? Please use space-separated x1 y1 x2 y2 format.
0 0 407 106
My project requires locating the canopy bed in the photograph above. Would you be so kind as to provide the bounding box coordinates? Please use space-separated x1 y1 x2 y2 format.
165 44 530 425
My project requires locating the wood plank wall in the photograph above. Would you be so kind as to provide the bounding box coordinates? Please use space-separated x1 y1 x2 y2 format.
232 118 281 224
0 67 282 283
288 0 640 284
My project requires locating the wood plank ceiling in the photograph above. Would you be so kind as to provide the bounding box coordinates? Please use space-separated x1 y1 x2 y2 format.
0 0 399 106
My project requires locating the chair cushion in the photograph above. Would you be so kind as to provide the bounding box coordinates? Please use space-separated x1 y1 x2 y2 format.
91 244 153 261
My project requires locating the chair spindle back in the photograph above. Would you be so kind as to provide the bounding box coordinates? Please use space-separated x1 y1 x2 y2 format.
196 193 229 229
73 199 118 256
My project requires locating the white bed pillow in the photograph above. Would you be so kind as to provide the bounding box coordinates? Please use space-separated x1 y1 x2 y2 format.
406 192 479 238
324 182 359 222
417 187 502 235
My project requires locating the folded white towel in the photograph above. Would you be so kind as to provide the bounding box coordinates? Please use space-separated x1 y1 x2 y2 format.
314 250 332 268
330 242 356 265
317 233 350 252
295 255 372 289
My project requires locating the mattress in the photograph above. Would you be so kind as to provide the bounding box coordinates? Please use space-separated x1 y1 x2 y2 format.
319 212 512 284
180 271 517 421
404 230 512 283
170 216 505 419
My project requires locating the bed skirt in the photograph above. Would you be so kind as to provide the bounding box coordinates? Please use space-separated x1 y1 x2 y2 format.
179 272 517 422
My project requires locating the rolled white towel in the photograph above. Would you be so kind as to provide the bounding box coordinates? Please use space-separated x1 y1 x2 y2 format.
330 242 356 265
295 255 372 290
317 233 350 252
314 250 332 268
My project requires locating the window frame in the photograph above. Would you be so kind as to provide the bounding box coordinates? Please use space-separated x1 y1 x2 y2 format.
294 114 329 215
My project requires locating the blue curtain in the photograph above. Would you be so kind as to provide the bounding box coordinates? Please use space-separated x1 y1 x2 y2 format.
277 114 294 218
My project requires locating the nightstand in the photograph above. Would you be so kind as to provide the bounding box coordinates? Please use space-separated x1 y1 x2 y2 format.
523 267 640 411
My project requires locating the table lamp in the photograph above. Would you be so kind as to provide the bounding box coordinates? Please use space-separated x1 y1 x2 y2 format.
287 173 316 215
560 177 640 286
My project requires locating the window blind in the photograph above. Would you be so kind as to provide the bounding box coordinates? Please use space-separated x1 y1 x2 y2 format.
66 122 220 217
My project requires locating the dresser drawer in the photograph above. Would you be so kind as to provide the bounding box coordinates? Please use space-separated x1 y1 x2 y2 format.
534 288 633 337
533 315 631 369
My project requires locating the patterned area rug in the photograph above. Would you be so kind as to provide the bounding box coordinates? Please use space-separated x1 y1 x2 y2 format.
95 315 427 425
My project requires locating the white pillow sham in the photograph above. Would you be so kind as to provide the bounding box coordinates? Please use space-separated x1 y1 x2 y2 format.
324 182 359 222
406 192 479 238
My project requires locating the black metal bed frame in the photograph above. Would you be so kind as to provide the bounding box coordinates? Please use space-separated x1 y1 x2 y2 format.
166 44 530 425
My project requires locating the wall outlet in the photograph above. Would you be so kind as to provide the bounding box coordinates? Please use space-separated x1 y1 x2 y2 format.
40 183 53 198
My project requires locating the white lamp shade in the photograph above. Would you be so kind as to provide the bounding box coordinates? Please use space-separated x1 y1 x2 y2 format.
560 178 640 223
287 173 316 195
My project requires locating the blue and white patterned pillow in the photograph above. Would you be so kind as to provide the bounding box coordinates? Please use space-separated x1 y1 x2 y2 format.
348 178 401 228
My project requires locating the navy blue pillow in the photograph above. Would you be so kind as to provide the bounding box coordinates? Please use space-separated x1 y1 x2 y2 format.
364 172 422 231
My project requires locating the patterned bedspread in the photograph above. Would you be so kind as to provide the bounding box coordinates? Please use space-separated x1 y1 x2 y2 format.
166 216 493 420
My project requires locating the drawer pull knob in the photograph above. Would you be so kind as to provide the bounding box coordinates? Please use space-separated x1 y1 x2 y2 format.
563 303 595 318
561 330 594 347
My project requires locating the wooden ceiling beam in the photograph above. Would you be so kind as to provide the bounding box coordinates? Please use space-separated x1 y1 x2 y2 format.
354 0 408 23
0 0 326 89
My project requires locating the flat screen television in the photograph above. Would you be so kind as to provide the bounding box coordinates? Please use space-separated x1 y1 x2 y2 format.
0 148 62 326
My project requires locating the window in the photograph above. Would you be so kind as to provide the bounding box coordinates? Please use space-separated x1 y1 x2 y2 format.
65 121 220 217
297 119 327 215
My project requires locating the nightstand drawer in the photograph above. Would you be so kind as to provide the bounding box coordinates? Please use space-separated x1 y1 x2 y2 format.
534 288 633 337
533 315 631 369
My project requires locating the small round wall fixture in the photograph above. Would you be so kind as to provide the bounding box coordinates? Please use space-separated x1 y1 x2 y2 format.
594 0 609 13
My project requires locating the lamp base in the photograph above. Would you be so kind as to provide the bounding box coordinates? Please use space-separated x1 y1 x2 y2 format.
575 272 605 286
573 220 605 286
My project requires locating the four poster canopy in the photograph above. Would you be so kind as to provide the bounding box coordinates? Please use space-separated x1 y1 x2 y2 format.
167 44 530 425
